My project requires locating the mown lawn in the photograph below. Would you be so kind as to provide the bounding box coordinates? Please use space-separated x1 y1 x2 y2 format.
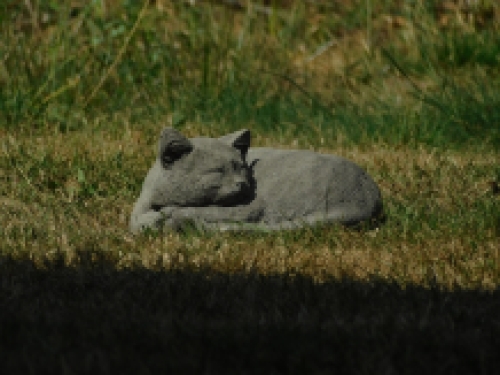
1 1 500 373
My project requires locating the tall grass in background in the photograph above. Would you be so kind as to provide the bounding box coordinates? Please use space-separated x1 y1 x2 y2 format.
0 0 499 150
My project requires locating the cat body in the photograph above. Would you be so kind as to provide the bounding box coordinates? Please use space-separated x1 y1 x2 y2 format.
130 128 383 233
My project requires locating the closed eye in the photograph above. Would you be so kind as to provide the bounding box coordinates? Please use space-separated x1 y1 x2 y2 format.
207 166 225 173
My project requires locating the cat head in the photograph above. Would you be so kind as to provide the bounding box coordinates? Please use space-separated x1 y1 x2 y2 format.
148 127 254 208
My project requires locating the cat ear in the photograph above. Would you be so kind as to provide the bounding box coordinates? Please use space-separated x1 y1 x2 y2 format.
219 129 251 159
158 128 193 167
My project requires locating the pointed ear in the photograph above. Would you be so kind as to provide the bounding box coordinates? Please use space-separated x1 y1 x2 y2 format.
219 129 251 159
158 128 193 167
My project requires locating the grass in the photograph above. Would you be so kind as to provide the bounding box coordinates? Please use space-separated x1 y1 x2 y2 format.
1 0 500 373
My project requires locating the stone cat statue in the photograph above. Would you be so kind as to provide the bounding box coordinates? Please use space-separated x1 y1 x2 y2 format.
130 128 384 233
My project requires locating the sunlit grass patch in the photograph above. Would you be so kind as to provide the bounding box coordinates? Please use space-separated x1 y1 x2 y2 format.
2 132 498 289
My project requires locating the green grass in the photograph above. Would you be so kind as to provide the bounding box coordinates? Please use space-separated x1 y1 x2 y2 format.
1 0 500 373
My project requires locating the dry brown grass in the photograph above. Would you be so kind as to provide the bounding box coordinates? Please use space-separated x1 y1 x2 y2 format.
2 126 498 290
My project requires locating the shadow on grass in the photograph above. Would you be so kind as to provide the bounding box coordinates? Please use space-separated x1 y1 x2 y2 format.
1 254 499 374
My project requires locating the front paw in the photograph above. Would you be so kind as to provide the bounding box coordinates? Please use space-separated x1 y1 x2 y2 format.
135 208 179 232
160 207 202 232
130 210 167 234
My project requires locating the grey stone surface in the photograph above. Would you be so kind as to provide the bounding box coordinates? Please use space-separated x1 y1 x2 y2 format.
130 128 384 233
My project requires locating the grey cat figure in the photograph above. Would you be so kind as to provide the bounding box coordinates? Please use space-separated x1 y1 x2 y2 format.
130 128 384 233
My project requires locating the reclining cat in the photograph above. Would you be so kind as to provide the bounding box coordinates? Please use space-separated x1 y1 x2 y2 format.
130 128 384 233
